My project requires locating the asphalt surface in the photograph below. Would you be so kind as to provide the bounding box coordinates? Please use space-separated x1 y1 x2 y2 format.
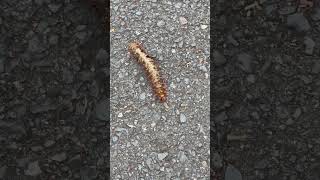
211 0 320 180
1 0 320 179
0 0 109 179
110 0 210 179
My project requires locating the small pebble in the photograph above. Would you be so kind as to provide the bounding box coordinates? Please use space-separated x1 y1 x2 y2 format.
225 165 242 180
246 74 256 83
51 152 67 162
287 13 310 32
48 4 61 13
44 140 55 147
304 37 315 55
227 35 239 46
31 146 42 152
25 161 42 176
179 17 188 25
200 24 208 29
140 93 146 100
175 2 182 8
178 151 188 163
180 113 187 123
157 20 165 27
112 136 118 142
237 53 253 73
158 152 168 161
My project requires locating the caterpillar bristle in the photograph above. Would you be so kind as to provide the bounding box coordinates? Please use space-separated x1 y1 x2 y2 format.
128 41 168 103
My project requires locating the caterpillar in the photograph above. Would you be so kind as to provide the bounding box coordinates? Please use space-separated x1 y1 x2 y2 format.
128 41 167 103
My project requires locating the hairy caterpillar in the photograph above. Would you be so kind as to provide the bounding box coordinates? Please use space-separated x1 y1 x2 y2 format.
128 41 167 103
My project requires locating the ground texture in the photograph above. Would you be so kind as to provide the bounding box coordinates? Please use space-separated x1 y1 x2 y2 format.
0 0 109 179
211 0 320 180
110 0 210 179
1 0 320 180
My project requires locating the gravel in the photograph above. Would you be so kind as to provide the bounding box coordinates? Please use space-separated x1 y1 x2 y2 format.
179 17 188 25
24 161 42 176
0 0 109 178
304 36 315 55
225 165 242 180
287 13 311 32
211 1 320 179
180 113 187 123
213 50 227 66
111 0 209 179
2 0 320 179
311 8 320 21
51 152 67 162
237 53 253 73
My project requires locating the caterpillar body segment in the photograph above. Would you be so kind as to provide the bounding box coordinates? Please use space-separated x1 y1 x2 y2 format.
128 41 167 103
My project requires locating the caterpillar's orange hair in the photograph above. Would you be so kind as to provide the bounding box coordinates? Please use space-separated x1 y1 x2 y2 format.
128 41 167 103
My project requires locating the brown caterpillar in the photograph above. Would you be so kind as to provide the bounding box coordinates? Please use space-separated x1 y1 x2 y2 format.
128 41 167 103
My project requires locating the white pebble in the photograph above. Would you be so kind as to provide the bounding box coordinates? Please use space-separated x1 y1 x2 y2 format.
180 114 187 123
179 17 188 25
140 93 146 100
200 24 208 29
157 152 168 160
